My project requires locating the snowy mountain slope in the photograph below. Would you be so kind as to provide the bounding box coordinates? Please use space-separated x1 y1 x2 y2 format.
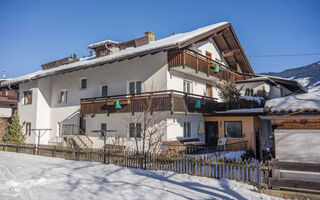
261 61 320 92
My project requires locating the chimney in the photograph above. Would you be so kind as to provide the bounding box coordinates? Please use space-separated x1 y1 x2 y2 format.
144 31 155 42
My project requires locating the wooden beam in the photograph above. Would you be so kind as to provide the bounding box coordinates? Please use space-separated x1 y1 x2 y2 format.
269 161 320 173
269 178 320 191
221 49 240 57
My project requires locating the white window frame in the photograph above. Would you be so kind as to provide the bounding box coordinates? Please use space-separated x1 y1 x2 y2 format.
183 80 193 93
79 77 87 90
183 121 191 138
127 80 142 94
58 89 68 104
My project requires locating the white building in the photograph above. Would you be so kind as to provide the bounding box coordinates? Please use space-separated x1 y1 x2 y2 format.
1 22 255 150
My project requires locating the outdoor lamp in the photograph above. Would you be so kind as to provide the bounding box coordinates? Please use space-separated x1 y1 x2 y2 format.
214 64 220 72
194 99 201 108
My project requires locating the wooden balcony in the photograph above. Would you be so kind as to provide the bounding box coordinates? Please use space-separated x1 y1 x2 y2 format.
80 90 217 116
168 50 253 83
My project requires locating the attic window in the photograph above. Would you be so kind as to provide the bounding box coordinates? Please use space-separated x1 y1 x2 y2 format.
23 91 32 105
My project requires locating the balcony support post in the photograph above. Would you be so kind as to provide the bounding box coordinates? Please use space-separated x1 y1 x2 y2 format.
131 95 135 116
169 91 174 115
196 53 199 73
184 93 188 115
182 50 185 69
150 93 153 116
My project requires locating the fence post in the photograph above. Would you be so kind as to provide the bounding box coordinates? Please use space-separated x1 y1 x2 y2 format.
53 146 56 157
3 143 6 151
16 144 19 153
144 154 147 170
33 145 36 155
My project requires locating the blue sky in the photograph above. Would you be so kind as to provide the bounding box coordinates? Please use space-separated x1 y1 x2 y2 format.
0 0 319 78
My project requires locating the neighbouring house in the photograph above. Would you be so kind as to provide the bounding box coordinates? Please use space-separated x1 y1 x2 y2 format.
1 22 258 151
0 79 18 141
236 75 307 99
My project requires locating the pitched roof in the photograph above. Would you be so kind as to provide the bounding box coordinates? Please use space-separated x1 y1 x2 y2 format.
265 92 320 113
2 22 252 87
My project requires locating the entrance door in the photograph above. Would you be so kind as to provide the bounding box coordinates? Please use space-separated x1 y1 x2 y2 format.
205 122 218 146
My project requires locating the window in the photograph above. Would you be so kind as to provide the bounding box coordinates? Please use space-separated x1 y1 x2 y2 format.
129 123 142 138
80 78 87 90
128 81 142 94
183 80 192 93
101 85 108 97
183 122 191 138
58 90 68 104
26 122 31 136
101 123 107 136
23 91 32 105
225 121 242 138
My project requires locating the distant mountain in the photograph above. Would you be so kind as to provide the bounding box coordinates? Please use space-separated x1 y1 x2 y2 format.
260 61 320 92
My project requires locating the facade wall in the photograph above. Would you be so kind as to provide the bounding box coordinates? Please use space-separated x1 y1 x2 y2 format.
237 82 271 97
204 116 258 152
0 105 12 118
18 39 227 146
274 129 320 163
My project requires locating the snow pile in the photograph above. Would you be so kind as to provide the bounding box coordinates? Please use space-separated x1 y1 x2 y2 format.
292 77 310 87
217 108 264 113
265 91 320 112
0 151 279 200
1 22 228 87
240 96 264 105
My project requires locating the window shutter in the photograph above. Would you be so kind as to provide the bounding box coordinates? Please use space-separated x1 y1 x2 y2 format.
129 123 135 137
136 123 142 138
136 81 141 94
129 82 135 94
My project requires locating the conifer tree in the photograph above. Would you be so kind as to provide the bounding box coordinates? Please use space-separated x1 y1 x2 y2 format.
4 111 26 143
217 82 243 109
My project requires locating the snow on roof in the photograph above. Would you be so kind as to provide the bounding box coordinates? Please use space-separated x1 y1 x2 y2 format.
88 40 120 49
240 96 264 105
2 22 229 87
265 91 320 112
236 76 276 85
216 108 264 114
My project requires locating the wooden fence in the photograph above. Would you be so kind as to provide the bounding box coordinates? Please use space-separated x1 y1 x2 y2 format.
0 142 269 189
269 160 320 192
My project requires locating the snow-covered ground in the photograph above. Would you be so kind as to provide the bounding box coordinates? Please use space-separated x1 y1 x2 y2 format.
0 151 280 200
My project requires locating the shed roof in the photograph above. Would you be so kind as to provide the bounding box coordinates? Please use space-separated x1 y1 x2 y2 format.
265 92 320 113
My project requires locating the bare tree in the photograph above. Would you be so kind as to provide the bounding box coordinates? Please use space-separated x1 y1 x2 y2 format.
125 93 170 154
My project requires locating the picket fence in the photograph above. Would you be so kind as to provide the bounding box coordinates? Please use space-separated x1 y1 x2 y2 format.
0 143 269 188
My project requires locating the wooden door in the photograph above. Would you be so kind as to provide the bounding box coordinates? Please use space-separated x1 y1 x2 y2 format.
206 84 213 97
205 122 218 146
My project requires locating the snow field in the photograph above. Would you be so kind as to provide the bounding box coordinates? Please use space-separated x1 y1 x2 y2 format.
0 151 281 200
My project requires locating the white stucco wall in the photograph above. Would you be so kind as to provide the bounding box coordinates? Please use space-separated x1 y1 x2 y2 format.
275 129 320 163
18 39 227 146
237 81 271 97
0 105 12 118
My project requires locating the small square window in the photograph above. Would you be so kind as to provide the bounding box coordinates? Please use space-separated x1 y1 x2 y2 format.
23 91 32 105
58 90 67 104
183 80 192 93
101 85 108 97
80 78 87 89
25 122 31 136
183 122 191 138
129 123 142 138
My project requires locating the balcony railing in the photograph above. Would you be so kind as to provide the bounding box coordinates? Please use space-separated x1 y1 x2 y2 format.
80 90 217 116
168 50 253 83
